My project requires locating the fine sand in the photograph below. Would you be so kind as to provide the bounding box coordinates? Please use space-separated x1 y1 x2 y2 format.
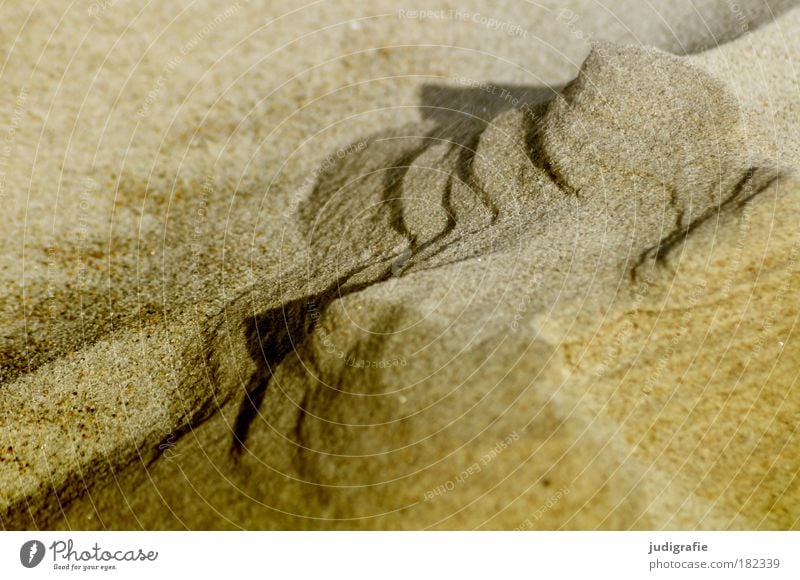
1 0 799 529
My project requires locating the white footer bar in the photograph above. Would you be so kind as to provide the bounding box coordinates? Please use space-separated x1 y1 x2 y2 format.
2 531 797 578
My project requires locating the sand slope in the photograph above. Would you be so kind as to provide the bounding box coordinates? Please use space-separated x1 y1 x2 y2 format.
1 1 799 529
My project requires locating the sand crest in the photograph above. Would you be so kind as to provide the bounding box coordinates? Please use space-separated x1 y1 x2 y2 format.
2 1 799 529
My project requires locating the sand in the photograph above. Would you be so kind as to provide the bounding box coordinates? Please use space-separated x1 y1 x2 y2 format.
1 0 799 530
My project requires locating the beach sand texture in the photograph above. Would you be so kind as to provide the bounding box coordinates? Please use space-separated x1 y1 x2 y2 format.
1 0 799 529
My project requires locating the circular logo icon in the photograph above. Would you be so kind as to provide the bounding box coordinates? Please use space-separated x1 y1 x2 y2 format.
20 540 45 568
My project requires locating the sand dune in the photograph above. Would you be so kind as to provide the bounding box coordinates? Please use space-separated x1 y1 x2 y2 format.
2 1 799 529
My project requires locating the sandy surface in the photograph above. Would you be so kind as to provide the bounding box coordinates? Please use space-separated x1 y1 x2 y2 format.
1 0 799 529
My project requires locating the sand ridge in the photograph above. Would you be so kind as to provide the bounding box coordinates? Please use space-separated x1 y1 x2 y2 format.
1 1 799 529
